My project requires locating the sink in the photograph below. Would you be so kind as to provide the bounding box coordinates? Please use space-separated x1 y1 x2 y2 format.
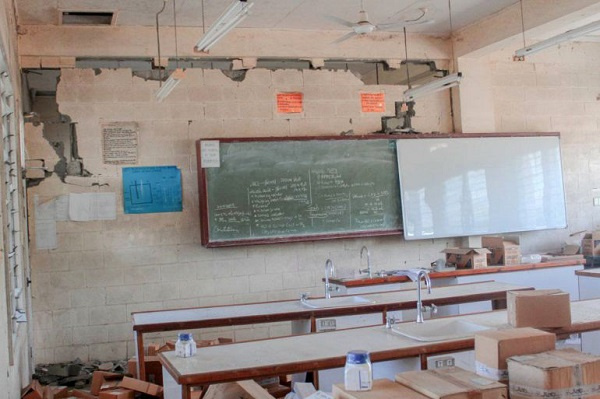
301 296 375 309
391 319 491 342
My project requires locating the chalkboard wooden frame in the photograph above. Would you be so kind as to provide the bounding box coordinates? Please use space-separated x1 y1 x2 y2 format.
196 135 404 247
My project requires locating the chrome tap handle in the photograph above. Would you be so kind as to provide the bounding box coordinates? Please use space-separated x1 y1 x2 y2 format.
385 315 399 329
300 293 310 302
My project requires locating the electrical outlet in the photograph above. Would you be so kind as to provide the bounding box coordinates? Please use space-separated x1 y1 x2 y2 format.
428 356 455 369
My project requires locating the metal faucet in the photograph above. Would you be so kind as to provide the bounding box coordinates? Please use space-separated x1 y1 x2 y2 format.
324 259 337 299
359 246 372 278
394 269 432 323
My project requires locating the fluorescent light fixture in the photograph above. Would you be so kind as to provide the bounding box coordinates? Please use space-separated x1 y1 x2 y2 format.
195 0 254 52
155 68 185 102
515 20 600 57
403 72 462 102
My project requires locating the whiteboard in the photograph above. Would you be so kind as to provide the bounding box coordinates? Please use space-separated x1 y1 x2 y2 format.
396 136 567 240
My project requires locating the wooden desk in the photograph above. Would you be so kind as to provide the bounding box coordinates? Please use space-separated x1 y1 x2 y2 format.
132 281 530 380
159 299 600 399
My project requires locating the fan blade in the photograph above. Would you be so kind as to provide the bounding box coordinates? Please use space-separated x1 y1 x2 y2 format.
325 15 356 28
332 31 358 44
376 19 434 31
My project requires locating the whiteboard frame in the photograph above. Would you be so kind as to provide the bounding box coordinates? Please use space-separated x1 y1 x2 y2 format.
196 136 403 247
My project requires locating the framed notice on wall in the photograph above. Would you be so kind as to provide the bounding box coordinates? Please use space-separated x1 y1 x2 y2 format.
102 122 138 165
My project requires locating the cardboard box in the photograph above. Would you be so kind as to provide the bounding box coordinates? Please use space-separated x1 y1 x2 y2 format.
482 236 521 266
91 371 122 395
21 381 43 399
395 367 507 399
507 289 571 328
507 348 600 399
582 231 600 256
118 376 163 397
442 248 491 269
71 390 98 399
99 389 134 399
333 379 429 399
475 327 556 382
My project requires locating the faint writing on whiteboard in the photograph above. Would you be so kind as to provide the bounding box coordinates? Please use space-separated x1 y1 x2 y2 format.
102 122 138 165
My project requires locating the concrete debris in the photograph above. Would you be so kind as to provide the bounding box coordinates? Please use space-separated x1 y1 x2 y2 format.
33 358 129 389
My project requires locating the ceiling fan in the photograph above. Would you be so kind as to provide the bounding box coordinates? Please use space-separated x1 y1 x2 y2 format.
328 0 434 44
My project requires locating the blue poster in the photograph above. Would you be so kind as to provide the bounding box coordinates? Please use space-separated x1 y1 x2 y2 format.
122 166 182 214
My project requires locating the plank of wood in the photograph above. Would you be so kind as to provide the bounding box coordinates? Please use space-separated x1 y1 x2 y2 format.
203 380 276 399
395 367 506 399
332 379 429 399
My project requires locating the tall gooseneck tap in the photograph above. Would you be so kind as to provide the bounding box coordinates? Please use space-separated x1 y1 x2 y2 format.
359 246 372 278
324 259 336 299
391 269 432 323
415 269 432 323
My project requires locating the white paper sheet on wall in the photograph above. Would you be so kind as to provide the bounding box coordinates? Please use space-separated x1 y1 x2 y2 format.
68 193 117 221
34 195 58 250
201 140 220 168
55 195 70 221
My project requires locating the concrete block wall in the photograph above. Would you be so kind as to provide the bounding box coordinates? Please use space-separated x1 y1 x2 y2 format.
486 42 600 252
27 67 454 363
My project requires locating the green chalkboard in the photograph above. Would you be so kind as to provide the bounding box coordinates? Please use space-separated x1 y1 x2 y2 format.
197 137 402 247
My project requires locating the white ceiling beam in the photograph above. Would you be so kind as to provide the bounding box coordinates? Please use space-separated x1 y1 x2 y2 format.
454 0 600 58
18 26 450 61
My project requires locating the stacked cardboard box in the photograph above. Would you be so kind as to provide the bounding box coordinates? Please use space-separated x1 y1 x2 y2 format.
442 248 491 269
508 348 600 399
507 290 571 328
582 231 600 256
482 236 521 266
475 328 556 383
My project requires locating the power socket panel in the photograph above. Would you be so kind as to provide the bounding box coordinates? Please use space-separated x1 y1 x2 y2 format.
427 355 455 369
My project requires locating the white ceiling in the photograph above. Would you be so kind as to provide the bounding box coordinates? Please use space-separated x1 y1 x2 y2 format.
16 0 521 36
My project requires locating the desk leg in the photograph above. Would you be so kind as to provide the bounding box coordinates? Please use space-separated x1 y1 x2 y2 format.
136 331 146 381
492 298 507 310
420 354 428 370
182 384 192 399
382 309 387 324
309 315 318 388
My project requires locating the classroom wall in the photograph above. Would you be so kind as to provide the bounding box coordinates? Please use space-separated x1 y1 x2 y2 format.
27 67 455 363
459 41 600 253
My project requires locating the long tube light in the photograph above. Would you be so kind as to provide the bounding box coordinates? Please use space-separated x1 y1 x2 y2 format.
403 72 462 102
195 0 254 53
515 20 600 57
155 68 185 102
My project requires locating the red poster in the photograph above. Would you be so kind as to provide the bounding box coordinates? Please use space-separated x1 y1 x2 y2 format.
360 92 385 113
277 92 303 113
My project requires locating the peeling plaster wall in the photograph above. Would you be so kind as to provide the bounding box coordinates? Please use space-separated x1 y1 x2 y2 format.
26 67 454 363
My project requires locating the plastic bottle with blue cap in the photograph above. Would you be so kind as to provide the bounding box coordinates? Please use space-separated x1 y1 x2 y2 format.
344 350 372 391
175 332 197 358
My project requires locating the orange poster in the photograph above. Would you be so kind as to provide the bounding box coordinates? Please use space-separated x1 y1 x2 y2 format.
360 92 385 113
277 92 303 113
